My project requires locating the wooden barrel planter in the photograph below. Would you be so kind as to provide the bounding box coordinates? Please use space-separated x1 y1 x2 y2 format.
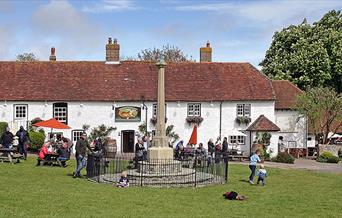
104 138 117 158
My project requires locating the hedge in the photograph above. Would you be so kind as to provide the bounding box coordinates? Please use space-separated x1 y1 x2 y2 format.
28 131 45 151
0 122 8 135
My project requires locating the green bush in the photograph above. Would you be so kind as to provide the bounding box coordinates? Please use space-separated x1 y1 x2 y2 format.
316 151 340 163
272 152 295 164
326 156 340 163
320 151 333 159
0 122 8 135
28 131 45 151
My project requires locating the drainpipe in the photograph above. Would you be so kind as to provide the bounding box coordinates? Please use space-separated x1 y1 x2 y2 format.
142 101 148 135
219 101 223 138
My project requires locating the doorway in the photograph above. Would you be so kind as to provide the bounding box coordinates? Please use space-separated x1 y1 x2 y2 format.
122 130 135 153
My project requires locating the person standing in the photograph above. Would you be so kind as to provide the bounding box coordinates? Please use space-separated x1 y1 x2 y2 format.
16 126 30 160
249 150 262 184
74 133 93 178
221 137 229 163
207 138 215 158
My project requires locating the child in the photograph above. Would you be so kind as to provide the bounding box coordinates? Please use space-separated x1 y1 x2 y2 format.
257 164 267 186
116 171 129 188
223 191 246 200
248 150 262 184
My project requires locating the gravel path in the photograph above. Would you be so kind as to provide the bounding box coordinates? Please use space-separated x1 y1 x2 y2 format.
230 158 342 174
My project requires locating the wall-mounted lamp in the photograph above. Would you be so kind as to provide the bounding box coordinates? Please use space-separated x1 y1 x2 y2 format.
44 100 48 107
80 103 84 107
177 101 180 107
210 101 214 107
3 100 7 107
112 101 116 110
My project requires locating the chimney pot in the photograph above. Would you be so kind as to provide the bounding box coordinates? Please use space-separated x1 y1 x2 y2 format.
108 37 112 44
49 47 56 61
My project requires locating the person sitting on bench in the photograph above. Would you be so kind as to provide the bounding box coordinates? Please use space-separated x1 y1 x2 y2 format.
57 140 71 167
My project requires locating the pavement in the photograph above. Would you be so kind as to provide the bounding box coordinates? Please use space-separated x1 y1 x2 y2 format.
231 158 342 174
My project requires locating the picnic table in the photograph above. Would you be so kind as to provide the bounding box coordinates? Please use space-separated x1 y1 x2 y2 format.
0 147 23 163
42 152 60 166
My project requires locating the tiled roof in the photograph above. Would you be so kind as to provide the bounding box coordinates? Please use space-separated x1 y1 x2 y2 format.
0 61 275 102
272 80 303 110
247 115 280 132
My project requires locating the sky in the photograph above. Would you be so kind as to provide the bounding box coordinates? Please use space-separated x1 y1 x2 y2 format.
0 0 341 67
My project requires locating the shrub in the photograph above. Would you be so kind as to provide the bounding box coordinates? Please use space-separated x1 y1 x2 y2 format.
326 156 340 163
0 122 8 135
272 152 295 164
320 151 333 159
316 152 340 163
235 116 251 125
338 149 342 158
28 131 45 151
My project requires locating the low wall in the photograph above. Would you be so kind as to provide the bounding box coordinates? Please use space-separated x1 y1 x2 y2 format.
318 144 342 156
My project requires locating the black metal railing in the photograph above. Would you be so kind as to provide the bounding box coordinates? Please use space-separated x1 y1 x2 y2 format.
86 152 228 187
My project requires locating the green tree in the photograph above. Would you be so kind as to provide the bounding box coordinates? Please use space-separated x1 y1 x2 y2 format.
82 124 116 142
260 10 342 93
295 87 342 144
16 52 38 62
137 44 194 62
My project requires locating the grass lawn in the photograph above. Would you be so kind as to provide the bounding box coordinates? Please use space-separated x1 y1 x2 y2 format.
0 157 341 218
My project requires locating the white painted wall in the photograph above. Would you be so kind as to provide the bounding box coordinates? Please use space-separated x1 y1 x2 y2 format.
1 100 286 156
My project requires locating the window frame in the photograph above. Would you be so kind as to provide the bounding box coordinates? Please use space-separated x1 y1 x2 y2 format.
236 104 251 117
229 135 245 145
53 102 68 124
13 104 28 120
187 103 201 117
152 103 167 117
71 130 84 142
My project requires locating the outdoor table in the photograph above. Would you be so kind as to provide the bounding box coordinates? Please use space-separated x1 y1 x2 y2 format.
43 152 60 166
0 147 22 163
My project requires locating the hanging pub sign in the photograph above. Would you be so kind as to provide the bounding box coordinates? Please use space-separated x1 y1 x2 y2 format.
115 106 141 122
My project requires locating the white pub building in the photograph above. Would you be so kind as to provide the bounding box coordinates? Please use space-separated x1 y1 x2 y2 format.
0 39 314 157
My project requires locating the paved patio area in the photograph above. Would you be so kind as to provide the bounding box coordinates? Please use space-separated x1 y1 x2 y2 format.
231 158 342 173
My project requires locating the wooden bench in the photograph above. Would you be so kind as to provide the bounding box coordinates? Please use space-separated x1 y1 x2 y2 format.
0 153 23 163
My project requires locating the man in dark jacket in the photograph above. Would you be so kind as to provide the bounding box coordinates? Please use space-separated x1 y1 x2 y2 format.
221 137 229 163
1 127 14 148
74 133 93 178
16 126 30 160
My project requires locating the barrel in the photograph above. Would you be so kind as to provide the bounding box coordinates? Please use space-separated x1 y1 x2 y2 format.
104 138 117 158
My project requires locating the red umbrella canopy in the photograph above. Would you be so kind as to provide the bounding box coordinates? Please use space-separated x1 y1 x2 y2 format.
33 118 71 129
188 125 197 145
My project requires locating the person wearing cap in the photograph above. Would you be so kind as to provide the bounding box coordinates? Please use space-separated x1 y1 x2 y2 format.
74 133 93 178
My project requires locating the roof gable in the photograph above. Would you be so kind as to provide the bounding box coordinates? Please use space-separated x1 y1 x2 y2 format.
272 80 303 110
247 115 280 131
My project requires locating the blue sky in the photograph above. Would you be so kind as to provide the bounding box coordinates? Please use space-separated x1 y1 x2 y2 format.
0 0 341 67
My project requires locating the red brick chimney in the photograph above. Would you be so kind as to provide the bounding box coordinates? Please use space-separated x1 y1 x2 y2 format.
106 37 120 64
49 47 56 61
200 41 212 62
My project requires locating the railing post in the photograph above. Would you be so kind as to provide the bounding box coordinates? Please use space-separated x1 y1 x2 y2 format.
194 155 197 187
225 154 228 183
140 159 143 187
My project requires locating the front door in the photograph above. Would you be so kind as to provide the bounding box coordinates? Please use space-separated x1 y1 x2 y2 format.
122 130 135 153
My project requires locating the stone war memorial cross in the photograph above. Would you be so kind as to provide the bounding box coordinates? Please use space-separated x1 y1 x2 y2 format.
148 59 174 160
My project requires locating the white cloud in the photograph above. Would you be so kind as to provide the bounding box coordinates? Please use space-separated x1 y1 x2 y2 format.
30 0 105 60
175 0 342 23
82 0 136 13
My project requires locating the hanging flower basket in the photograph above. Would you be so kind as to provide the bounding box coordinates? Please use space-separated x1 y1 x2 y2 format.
150 116 168 126
235 116 251 125
185 116 204 126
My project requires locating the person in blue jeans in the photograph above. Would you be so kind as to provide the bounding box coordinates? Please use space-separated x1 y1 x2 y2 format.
74 133 93 178
249 150 261 184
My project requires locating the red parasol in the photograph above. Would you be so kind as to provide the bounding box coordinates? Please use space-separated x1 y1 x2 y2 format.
33 118 71 129
188 125 197 145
